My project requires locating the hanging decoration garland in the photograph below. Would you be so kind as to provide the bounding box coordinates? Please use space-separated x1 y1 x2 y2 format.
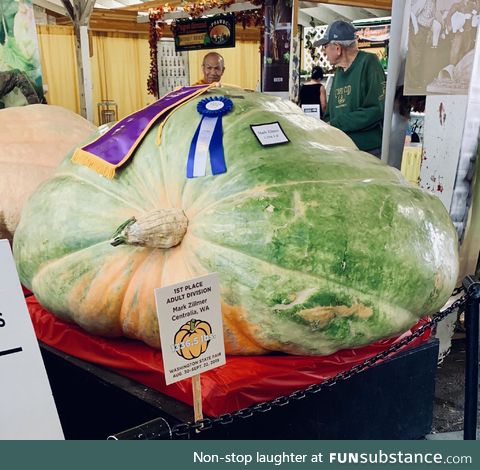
147 0 265 97
147 4 176 97
147 15 160 97
304 30 320 64
182 0 236 17
147 3 175 98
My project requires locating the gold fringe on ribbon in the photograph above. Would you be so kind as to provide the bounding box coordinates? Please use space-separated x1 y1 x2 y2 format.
155 83 218 146
72 84 216 179
71 148 116 179
155 115 170 147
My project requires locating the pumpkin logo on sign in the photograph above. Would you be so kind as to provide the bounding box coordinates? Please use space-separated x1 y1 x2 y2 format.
209 21 231 46
173 319 214 360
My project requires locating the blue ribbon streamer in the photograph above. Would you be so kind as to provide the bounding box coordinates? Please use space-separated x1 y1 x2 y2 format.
209 115 227 175
187 96 233 178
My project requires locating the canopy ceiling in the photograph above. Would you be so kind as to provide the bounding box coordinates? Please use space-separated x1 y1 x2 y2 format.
34 0 391 26
33 0 149 13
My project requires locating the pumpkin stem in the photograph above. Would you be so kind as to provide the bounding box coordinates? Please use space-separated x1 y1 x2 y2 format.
110 209 188 249
111 217 137 246
189 319 197 332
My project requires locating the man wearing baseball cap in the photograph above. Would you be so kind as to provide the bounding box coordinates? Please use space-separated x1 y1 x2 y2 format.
314 20 386 157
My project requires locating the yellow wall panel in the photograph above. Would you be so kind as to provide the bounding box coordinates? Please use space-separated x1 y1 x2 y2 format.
36 25 80 114
36 25 261 122
188 43 261 90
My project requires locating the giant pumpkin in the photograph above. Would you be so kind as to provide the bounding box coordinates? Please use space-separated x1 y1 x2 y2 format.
0 104 96 242
13 87 459 355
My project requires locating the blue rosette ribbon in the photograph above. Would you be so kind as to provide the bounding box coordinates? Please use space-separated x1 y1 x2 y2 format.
187 96 233 178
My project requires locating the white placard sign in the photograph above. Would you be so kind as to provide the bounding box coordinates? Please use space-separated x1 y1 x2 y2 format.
154 273 226 385
250 122 290 146
301 104 320 119
0 240 64 440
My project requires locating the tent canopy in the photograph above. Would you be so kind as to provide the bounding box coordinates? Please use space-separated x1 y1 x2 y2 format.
34 0 391 23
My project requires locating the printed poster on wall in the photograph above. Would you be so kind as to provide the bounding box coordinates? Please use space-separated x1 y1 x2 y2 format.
0 0 44 108
405 0 479 95
261 0 292 92
356 23 390 46
173 13 236 52
355 21 390 69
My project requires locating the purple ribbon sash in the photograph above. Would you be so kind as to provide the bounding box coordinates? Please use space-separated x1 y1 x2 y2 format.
71 84 212 178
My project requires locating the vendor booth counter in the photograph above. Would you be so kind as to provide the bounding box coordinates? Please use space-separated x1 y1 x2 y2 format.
29 297 439 440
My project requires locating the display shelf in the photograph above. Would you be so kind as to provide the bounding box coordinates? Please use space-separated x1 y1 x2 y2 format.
40 339 439 440
40 343 191 440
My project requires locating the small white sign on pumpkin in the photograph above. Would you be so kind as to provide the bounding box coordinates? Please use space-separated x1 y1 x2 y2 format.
0 240 64 440
154 273 226 385
301 104 321 120
250 122 289 146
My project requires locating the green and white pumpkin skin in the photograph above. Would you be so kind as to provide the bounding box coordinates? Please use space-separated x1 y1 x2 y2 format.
13 86 459 355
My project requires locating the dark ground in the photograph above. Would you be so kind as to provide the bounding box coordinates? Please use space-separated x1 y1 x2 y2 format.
430 332 480 438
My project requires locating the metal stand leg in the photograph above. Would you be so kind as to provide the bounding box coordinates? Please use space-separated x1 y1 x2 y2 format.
462 275 480 440
107 417 172 440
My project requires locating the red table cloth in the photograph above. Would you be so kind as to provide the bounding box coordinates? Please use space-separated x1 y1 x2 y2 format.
27 296 431 417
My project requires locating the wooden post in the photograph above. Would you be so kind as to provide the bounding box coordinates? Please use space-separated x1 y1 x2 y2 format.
192 374 203 423
61 0 95 121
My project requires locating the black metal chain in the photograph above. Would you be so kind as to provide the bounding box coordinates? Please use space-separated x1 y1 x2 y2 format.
171 286 467 438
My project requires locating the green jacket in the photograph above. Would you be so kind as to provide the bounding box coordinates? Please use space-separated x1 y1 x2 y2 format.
324 51 386 152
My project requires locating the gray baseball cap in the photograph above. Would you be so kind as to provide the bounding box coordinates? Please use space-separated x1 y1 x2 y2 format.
313 20 357 47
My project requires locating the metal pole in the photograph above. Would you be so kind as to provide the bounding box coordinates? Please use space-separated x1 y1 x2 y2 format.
462 275 480 440
107 417 172 440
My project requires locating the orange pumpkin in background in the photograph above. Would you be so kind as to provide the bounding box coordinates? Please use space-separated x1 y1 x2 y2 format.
0 104 96 242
